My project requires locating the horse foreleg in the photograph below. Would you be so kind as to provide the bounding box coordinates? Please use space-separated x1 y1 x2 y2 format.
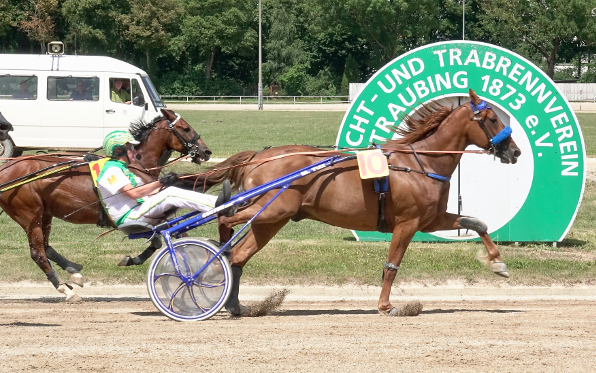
225 217 292 316
28 219 81 302
379 220 419 315
423 213 508 278
42 214 84 287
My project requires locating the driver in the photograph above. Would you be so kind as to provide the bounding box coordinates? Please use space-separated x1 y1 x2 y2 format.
96 130 234 241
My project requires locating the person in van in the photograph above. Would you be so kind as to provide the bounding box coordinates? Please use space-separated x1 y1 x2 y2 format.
110 78 131 104
12 79 34 99
69 80 93 100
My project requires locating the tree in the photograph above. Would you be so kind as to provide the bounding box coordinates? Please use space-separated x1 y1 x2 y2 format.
479 0 596 78
262 0 311 84
117 0 183 76
61 0 130 56
321 0 440 70
17 0 58 53
340 54 360 95
0 0 16 39
174 0 257 81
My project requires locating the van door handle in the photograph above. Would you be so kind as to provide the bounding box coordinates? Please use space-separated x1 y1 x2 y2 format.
106 109 115 114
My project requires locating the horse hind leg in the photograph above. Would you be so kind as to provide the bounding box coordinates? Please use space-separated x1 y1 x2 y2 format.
45 246 85 287
118 235 162 266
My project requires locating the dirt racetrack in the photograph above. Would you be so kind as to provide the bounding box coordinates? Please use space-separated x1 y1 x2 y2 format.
1 284 595 372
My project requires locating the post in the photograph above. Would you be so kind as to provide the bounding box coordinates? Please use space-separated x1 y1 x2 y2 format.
258 0 263 110
462 0 465 40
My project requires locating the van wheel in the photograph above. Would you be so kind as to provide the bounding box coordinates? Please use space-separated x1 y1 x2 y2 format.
0 138 18 160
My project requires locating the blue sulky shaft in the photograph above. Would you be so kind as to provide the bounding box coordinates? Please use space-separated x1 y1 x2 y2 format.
131 153 356 278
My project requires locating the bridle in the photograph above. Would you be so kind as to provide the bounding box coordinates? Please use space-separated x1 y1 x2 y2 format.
164 113 202 160
469 100 512 155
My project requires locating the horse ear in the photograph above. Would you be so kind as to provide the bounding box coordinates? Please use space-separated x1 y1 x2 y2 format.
160 108 172 119
469 89 482 104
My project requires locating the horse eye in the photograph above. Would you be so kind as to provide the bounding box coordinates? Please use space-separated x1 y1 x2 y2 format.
183 127 191 132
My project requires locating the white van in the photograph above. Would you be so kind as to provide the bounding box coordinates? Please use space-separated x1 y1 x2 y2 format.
0 53 165 157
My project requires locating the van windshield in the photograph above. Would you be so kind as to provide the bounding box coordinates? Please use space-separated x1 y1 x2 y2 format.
141 75 164 108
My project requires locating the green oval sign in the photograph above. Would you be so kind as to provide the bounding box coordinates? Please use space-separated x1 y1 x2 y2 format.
336 41 585 242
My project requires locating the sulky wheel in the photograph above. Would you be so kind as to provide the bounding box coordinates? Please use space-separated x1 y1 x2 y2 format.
147 237 232 321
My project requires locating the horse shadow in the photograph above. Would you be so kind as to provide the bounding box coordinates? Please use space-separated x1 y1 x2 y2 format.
0 321 61 327
238 308 524 317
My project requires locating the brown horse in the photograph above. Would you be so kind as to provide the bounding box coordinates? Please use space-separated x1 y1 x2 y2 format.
0 109 210 301
207 89 521 316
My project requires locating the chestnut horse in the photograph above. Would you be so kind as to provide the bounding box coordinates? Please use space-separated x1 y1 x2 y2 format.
208 89 521 316
0 109 210 301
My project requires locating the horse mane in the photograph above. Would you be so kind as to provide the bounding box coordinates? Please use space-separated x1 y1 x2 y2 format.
391 102 453 145
129 115 164 142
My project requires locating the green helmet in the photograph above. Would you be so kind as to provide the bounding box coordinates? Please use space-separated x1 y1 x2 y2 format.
103 130 140 156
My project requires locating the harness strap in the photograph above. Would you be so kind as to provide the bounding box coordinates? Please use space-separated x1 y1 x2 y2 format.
388 145 451 182
376 192 389 233
409 144 427 174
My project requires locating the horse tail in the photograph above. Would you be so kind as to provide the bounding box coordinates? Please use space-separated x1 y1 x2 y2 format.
206 150 257 192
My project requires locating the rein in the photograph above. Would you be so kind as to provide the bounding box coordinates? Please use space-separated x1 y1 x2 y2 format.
178 147 489 189
0 159 85 195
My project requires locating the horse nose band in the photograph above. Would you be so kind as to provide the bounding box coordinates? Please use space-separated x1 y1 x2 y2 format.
470 100 512 151
166 113 203 159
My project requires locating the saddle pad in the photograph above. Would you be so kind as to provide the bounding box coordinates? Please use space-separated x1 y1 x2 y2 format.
89 158 110 187
357 149 389 179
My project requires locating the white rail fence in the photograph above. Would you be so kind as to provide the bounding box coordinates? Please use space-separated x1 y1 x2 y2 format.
349 83 596 102
162 95 349 104
162 83 596 104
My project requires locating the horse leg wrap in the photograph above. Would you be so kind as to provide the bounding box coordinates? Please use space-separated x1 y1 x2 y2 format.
225 266 244 316
119 236 162 266
45 246 83 273
46 269 61 289
382 262 400 281
458 217 487 234
132 236 162 265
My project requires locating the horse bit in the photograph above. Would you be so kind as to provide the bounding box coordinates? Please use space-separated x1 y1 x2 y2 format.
469 100 512 155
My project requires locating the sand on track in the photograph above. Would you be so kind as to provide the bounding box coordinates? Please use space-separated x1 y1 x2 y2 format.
1 284 595 373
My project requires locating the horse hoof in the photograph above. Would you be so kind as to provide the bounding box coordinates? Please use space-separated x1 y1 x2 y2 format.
226 303 248 317
69 273 84 287
57 284 82 303
378 301 423 317
378 307 398 316
491 260 510 278
65 293 82 303
118 256 134 267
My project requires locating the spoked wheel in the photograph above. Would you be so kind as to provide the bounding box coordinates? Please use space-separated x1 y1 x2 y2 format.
147 238 232 321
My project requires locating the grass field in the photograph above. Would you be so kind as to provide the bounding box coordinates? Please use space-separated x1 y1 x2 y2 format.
0 110 594 287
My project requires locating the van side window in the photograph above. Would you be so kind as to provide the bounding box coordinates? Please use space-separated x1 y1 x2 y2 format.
110 78 131 104
47 77 99 101
0 76 37 100
131 79 145 107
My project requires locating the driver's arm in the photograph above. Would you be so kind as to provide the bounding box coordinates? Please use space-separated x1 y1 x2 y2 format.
119 181 162 200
